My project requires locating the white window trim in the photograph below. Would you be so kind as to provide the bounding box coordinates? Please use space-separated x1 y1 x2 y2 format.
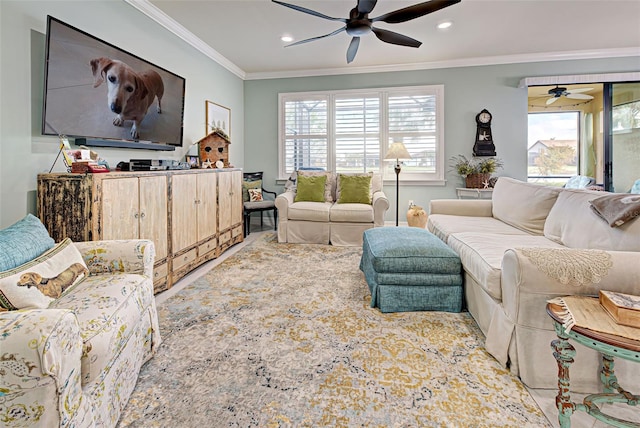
278 85 445 183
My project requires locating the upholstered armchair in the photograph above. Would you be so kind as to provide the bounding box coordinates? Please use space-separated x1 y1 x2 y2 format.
1 215 161 427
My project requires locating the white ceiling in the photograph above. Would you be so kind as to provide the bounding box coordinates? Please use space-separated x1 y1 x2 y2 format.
138 0 640 79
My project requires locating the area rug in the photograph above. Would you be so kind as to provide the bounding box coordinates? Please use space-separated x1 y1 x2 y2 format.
118 233 549 427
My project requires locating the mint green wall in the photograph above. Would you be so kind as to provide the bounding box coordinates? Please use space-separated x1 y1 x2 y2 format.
244 57 640 221
0 1 244 228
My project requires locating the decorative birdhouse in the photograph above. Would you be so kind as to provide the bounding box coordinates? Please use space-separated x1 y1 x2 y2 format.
197 129 231 167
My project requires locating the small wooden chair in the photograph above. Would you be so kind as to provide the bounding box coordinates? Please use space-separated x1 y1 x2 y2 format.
242 172 277 236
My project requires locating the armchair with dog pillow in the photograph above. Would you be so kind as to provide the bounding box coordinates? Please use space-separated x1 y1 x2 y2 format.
0 214 161 427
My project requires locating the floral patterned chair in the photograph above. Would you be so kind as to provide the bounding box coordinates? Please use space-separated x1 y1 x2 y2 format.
1 215 161 427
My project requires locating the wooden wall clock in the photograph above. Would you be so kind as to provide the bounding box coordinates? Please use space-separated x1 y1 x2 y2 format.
473 109 497 156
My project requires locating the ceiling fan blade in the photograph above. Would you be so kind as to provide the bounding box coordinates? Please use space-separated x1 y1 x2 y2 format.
565 93 594 100
566 88 594 94
357 0 378 14
372 27 422 47
285 27 346 47
546 97 559 105
347 37 360 63
372 0 461 24
271 0 346 23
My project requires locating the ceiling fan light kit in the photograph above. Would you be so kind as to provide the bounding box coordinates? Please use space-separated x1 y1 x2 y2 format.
272 0 462 63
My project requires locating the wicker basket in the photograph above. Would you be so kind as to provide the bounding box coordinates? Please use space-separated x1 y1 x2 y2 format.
465 173 491 189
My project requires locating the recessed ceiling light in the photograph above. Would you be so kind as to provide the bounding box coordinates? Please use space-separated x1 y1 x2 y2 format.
437 21 452 30
281 35 293 42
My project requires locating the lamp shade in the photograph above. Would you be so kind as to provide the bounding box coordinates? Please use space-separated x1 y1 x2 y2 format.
384 142 411 161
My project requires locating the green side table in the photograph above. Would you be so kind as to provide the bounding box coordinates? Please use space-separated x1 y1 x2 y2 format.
547 302 640 428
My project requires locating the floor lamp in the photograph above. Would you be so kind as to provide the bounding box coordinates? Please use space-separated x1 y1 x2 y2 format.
384 142 412 226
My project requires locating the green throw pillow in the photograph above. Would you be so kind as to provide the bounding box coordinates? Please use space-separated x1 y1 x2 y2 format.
242 180 262 202
337 174 372 204
295 175 327 202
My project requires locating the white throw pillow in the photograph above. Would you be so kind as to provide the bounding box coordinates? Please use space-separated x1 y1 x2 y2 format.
492 177 561 235
0 238 88 310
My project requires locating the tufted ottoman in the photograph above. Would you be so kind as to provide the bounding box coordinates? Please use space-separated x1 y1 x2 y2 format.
360 227 463 313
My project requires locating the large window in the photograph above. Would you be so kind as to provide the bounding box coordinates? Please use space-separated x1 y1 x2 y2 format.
278 86 444 182
527 111 580 186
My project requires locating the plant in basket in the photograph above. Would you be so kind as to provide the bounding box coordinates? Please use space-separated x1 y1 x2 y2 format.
449 155 503 188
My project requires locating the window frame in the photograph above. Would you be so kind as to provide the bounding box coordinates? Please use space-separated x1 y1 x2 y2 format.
527 110 581 185
277 85 445 184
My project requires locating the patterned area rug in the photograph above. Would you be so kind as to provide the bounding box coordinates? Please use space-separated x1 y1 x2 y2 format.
118 233 549 427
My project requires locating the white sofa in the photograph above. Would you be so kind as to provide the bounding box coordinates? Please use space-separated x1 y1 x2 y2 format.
276 172 389 246
1 237 161 427
428 177 640 391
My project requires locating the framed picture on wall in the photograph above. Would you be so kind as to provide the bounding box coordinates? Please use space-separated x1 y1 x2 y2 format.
206 101 231 138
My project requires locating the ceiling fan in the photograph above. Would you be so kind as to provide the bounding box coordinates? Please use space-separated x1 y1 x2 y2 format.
272 0 462 63
544 85 594 105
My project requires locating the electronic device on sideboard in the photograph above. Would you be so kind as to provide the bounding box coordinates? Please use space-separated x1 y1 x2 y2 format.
41 16 186 152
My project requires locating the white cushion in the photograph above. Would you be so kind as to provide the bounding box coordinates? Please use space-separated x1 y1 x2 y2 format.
492 177 561 235
428 214 528 242
447 232 563 300
544 189 640 251
287 201 332 222
330 203 374 223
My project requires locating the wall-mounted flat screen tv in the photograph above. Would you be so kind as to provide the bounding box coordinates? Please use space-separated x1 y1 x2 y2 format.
42 16 185 151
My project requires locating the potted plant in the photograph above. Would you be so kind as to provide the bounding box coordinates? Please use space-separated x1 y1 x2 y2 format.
449 155 503 188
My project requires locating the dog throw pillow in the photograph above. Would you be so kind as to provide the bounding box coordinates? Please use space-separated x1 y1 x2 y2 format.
0 238 89 310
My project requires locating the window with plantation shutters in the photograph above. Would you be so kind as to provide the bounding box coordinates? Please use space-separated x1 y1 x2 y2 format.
335 95 380 173
278 85 444 182
281 96 328 173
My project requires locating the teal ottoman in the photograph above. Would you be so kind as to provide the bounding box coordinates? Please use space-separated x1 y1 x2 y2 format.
360 227 462 313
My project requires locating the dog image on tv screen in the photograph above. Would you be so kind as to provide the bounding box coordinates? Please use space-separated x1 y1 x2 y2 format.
42 17 185 146
90 57 165 139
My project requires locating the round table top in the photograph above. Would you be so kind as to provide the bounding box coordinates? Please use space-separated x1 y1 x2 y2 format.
547 302 640 353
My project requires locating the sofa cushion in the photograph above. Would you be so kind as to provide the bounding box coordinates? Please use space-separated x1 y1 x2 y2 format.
288 201 332 222
337 173 372 204
428 214 528 242
330 203 374 223
0 214 55 272
49 271 154 386
492 177 561 235
544 189 640 251
447 232 564 300
295 174 327 202
0 238 88 310
242 179 262 202
297 170 335 202
336 172 373 202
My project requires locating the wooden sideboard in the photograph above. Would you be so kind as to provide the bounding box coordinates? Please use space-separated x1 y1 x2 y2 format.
37 169 243 294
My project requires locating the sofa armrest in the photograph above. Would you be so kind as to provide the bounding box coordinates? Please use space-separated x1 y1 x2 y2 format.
429 199 493 217
372 191 390 226
501 248 640 329
74 239 155 277
275 191 295 219
1 308 89 426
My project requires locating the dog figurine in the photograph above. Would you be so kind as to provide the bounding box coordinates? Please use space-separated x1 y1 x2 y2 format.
90 57 164 139
17 263 89 299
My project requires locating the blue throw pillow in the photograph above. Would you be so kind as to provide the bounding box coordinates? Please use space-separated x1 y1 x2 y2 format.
0 214 55 272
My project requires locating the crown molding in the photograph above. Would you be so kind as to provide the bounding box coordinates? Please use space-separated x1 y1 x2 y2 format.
245 47 640 80
123 0 246 80
121 1 638 82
